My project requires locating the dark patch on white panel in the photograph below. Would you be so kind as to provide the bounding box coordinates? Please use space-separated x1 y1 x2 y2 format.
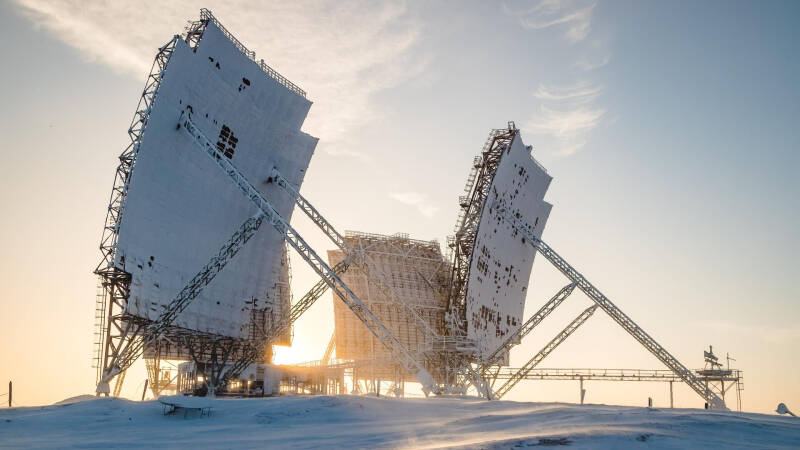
239 77 251 92
215 124 238 159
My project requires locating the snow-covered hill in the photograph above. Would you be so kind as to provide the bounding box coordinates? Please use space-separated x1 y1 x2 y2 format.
1 395 798 448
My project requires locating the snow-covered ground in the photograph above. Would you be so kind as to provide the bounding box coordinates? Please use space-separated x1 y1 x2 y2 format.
1 395 798 448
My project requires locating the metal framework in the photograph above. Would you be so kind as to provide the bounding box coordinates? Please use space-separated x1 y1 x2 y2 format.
94 35 180 393
270 170 443 344
178 111 441 394
245 188 483 393
95 56 739 409
697 346 744 411
181 334 250 396
96 213 266 392
480 282 576 371
144 354 178 398
399 123 521 395
446 125 518 331
493 305 598 399
493 367 741 383
491 366 743 410
327 231 449 382
218 259 351 387
494 202 727 409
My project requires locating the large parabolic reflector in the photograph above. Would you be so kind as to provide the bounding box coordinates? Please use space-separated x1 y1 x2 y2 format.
466 133 552 358
113 21 317 340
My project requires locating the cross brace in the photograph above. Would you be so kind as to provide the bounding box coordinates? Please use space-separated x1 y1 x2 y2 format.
95 213 265 392
219 259 350 385
269 169 440 343
269 168 484 394
493 304 598 399
494 203 726 409
178 111 440 394
481 282 576 371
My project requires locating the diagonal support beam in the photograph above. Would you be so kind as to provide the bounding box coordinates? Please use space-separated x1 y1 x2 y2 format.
269 168 441 342
466 282 576 398
322 332 336 364
271 169 491 397
220 258 351 383
481 282 577 371
493 304 598 399
495 202 726 409
96 213 265 393
179 111 440 394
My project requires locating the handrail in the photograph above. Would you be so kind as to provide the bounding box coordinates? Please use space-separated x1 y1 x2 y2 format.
198 9 307 98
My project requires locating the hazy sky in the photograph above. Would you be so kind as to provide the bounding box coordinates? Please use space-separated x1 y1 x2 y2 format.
0 0 798 414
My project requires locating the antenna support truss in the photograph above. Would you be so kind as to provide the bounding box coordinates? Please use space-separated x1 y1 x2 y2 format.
492 202 727 409
178 111 441 394
96 213 265 393
493 304 598 399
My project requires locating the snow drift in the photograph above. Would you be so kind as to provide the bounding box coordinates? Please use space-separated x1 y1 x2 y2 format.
1 395 798 448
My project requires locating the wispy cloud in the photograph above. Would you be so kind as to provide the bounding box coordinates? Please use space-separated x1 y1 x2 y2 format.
529 105 604 138
525 80 605 156
389 192 439 218
533 80 602 102
504 0 596 43
13 0 426 159
573 52 610 71
505 1 608 156
573 37 612 72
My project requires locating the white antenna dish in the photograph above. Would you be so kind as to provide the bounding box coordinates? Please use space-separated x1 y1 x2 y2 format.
776 403 796 417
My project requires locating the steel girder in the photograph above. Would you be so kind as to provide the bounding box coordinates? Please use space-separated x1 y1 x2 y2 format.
495 203 727 409
178 112 441 394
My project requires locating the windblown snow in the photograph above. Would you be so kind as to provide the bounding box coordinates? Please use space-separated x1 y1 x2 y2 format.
1 395 798 448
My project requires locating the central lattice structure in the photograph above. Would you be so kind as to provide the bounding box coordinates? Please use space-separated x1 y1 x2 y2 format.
328 231 449 382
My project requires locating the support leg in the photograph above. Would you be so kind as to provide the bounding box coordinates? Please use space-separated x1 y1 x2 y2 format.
670 381 674 408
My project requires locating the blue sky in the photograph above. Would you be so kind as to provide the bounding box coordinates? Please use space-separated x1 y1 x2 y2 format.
0 0 798 413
